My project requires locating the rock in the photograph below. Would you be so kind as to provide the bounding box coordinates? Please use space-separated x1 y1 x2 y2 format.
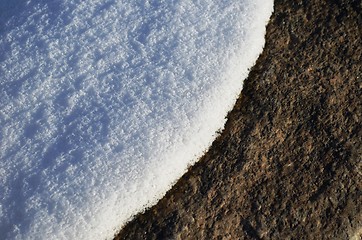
115 0 362 239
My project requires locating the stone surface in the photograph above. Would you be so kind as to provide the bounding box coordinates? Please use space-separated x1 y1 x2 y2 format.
115 0 362 239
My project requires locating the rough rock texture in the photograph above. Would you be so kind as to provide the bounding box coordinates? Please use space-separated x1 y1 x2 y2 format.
115 0 362 239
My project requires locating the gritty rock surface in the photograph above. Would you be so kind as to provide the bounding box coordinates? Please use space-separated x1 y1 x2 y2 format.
115 0 362 239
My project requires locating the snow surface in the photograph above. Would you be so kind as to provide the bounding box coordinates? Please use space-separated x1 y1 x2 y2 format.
0 0 273 239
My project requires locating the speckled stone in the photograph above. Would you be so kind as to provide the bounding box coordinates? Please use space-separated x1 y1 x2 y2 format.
115 0 362 239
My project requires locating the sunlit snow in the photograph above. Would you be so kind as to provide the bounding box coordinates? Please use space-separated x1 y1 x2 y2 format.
0 0 273 239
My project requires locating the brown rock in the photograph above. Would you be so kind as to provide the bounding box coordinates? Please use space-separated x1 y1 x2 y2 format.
115 0 362 239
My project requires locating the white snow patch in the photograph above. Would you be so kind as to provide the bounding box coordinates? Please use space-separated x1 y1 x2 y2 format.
0 0 273 239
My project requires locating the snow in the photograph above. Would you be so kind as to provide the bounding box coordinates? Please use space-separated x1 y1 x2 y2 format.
0 0 273 239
